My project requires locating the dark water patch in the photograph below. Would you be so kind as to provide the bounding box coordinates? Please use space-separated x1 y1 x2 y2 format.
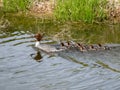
30 51 43 62
96 61 120 73
14 70 28 74
65 55 89 67
51 63 62 66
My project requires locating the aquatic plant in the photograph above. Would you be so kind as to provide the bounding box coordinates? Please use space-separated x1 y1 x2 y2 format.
54 0 107 23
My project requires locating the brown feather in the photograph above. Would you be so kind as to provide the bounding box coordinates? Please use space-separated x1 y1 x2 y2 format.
34 33 44 41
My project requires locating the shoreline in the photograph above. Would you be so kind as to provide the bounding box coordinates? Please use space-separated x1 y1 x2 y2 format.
0 0 120 24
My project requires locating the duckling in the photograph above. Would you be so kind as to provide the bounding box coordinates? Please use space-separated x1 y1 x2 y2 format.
67 41 75 48
60 42 65 47
97 43 105 50
97 43 111 50
98 43 102 47
76 43 87 52
67 41 70 46
60 41 72 48
104 46 111 50
89 45 97 51
60 41 68 49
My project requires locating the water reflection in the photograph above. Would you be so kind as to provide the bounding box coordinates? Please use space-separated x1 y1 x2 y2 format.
30 51 43 62
96 61 120 73
0 17 120 90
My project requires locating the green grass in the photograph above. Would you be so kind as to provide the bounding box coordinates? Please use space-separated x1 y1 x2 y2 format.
3 0 31 12
54 0 107 23
2 0 108 23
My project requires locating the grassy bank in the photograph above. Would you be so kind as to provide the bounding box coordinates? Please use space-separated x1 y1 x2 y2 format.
1 0 120 23
2 0 30 12
54 0 107 23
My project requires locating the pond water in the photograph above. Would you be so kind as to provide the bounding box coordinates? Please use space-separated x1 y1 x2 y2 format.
0 16 120 90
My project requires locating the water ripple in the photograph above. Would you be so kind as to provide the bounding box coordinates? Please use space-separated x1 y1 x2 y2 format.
0 30 120 90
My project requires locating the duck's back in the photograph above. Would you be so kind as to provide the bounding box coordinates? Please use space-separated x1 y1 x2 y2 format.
36 43 66 53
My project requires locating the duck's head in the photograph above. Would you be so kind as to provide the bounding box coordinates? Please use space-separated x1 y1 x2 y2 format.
60 42 65 47
89 45 94 49
98 43 102 47
34 33 44 41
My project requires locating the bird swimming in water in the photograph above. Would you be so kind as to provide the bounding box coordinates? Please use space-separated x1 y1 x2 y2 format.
34 33 66 53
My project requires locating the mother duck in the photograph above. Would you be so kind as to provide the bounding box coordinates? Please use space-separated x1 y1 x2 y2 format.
34 33 66 53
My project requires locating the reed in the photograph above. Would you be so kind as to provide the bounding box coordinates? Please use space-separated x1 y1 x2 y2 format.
3 0 30 12
54 0 107 23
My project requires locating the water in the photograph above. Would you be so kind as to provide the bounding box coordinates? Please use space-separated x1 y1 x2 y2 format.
0 20 120 90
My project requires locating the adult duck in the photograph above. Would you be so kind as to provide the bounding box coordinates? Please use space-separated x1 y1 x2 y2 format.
34 33 66 53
